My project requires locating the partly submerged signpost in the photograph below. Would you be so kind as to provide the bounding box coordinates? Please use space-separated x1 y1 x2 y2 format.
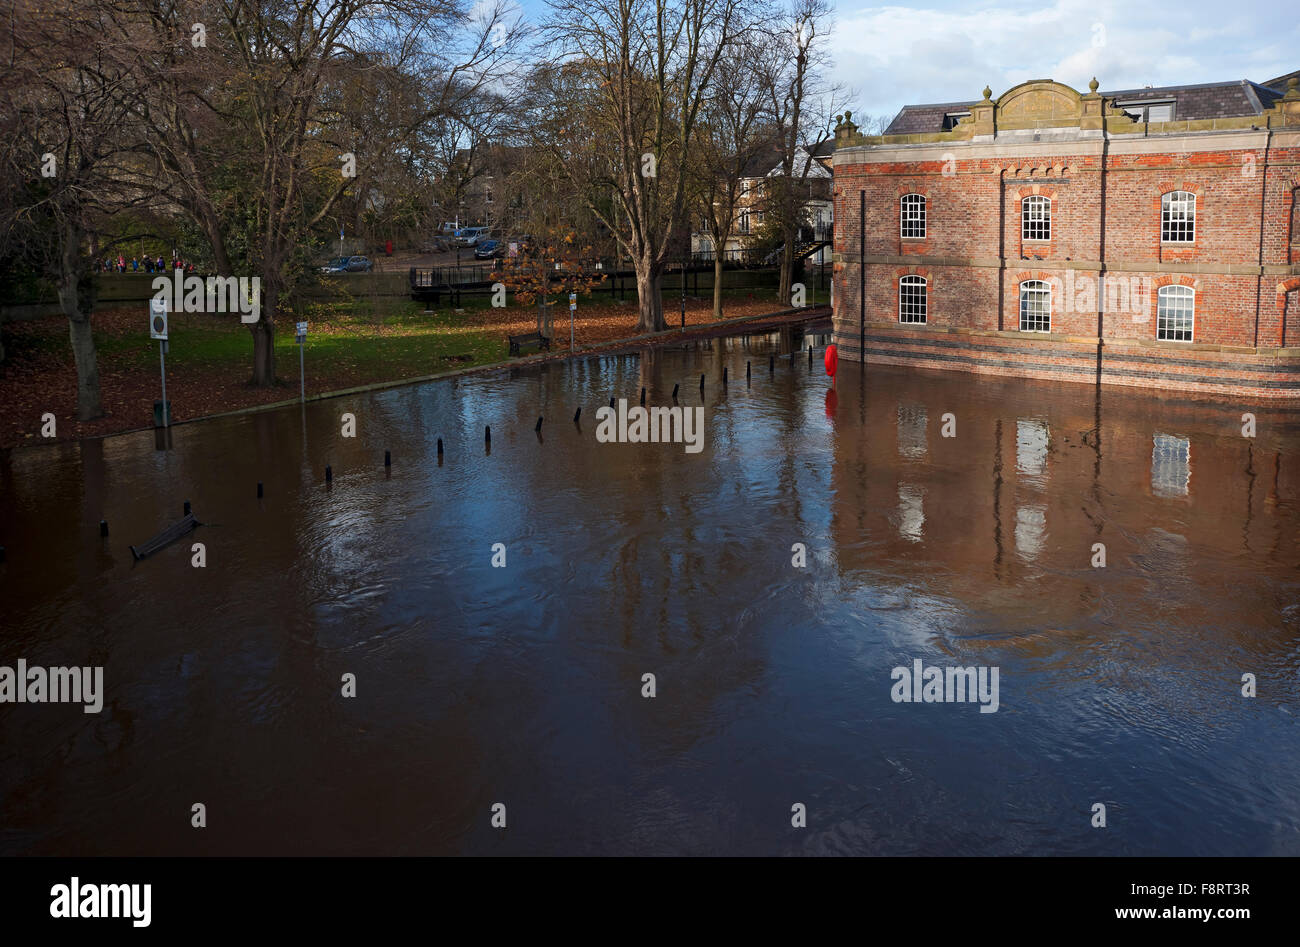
149 298 170 428
296 321 308 403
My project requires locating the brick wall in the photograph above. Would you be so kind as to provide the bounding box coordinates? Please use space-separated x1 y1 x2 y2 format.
831 138 1300 397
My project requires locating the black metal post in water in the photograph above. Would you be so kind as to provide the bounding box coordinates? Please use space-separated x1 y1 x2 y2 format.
325 466 332 484
484 426 491 447
699 373 705 392
769 354 774 373
100 520 109 537
535 417 543 433
437 437 444 457
183 500 191 516
722 366 728 385
257 482 263 498
573 407 581 423
747 360 751 382
640 387 646 405
384 450 391 468
672 383 679 400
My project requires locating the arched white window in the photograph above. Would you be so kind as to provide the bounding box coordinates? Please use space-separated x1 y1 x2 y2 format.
899 275 927 323
1157 285 1195 341
900 194 926 238
1019 280 1051 332
1161 191 1195 243
1022 196 1051 241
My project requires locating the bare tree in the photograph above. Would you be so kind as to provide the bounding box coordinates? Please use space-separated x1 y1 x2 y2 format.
759 0 844 304
0 0 156 420
691 34 773 320
531 0 747 334
127 0 524 385
861 113 893 136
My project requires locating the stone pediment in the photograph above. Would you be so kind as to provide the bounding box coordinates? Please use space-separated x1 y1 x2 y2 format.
995 80 1084 129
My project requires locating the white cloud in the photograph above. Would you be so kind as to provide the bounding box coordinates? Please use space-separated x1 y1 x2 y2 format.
828 0 1299 121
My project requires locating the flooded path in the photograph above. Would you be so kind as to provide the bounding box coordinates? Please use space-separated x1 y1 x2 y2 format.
2 322 1298 855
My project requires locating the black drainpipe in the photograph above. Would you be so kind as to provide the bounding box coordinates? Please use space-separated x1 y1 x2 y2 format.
859 190 866 363
1096 122 1109 383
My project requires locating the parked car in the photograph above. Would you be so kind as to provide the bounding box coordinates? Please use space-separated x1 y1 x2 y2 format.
474 239 504 259
344 255 374 272
320 257 349 274
454 226 489 247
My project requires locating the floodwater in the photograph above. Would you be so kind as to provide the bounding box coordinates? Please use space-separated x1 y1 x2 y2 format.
1 321 1298 856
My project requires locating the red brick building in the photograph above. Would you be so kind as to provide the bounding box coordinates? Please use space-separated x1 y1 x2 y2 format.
831 75 1300 397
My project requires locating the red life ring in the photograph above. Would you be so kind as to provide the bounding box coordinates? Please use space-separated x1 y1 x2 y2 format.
824 344 838 378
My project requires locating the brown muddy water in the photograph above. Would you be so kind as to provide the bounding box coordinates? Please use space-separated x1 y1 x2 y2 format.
1 322 1298 855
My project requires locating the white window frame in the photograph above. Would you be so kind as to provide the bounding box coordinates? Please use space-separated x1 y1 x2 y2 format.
900 194 926 238
1161 191 1195 243
1156 284 1195 342
1022 196 1051 241
899 275 927 324
1019 280 1052 333
1118 100 1176 123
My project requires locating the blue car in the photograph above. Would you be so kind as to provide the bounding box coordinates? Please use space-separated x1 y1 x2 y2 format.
474 239 504 259
321 255 374 273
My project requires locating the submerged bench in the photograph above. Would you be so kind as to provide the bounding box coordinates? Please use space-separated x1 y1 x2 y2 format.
508 332 551 357
130 513 199 560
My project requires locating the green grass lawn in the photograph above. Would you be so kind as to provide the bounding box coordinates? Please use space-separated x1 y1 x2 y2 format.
34 279 824 386
97 297 503 380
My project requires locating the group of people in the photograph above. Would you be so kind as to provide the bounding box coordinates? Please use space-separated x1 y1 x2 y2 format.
94 255 197 274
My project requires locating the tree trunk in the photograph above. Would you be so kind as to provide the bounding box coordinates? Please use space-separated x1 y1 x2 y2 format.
713 255 724 321
250 280 277 385
66 313 102 421
199 202 233 276
57 223 102 421
779 235 796 306
634 260 666 334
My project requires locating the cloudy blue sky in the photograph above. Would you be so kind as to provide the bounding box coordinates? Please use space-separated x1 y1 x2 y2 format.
509 0 1297 125
823 0 1298 123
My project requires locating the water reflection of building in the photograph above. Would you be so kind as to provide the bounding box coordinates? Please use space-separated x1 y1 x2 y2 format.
827 367 1300 623
1152 434 1191 498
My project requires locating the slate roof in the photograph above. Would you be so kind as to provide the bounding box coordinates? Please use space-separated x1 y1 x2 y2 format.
883 100 979 135
739 137 835 177
808 138 836 158
1262 70 1300 93
1102 80 1281 119
881 75 1294 135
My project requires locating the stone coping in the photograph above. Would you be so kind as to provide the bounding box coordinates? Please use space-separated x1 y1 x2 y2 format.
839 319 1300 357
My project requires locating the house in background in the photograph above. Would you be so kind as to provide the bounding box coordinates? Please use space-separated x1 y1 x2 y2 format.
693 139 835 265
